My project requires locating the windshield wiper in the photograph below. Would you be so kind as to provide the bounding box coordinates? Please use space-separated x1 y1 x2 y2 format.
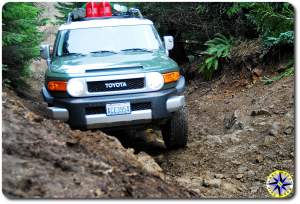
121 48 154 53
66 53 86 56
90 50 118 54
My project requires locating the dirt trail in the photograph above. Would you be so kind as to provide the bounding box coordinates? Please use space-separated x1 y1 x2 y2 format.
125 74 295 198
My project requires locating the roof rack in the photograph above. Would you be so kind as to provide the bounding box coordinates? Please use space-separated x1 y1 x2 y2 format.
66 7 143 24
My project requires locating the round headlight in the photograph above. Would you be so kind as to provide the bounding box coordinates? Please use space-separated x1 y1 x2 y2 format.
146 72 164 90
67 79 85 97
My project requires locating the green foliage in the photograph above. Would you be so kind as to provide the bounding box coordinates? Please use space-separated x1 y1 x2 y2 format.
198 34 233 80
226 3 294 49
2 2 43 87
262 59 294 84
226 2 253 17
262 67 294 85
54 2 86 24
247 3 294 55
264 31 294 48
247 3 293 38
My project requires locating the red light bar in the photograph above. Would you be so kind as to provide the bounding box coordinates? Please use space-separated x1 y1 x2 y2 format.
86 2 112 18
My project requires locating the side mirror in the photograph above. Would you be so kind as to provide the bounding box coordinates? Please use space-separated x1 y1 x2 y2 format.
40 44 51 60
163 36 174 51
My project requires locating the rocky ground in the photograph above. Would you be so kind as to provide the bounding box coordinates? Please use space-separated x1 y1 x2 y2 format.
2 67 294 198
125 72 295 198
168 74 294 198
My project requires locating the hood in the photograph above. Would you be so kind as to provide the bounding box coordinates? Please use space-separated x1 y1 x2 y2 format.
50 51 178 74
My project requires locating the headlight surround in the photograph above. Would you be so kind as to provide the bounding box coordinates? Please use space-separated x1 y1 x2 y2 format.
67 79 85 97
146 72 164 90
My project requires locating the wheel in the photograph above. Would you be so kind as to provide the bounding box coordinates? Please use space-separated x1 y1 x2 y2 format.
161 107 188 149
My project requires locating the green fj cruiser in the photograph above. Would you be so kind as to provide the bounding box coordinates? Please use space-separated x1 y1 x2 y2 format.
40 6 188 149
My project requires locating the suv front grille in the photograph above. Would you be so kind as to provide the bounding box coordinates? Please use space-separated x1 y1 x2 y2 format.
85 102 151 115
87 78 145 92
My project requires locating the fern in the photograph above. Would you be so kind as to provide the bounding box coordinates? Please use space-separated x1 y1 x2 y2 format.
198 34 233 80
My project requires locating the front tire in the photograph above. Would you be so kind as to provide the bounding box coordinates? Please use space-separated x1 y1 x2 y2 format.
161 107 188 149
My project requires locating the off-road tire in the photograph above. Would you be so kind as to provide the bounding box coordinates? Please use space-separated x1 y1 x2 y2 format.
161 107 188 149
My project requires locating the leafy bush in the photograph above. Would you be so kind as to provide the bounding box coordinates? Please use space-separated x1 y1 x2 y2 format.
198 34 233 80
2 3 43 87
227 3 294 49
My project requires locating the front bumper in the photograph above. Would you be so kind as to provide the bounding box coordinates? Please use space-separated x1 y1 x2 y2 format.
42 77 186 129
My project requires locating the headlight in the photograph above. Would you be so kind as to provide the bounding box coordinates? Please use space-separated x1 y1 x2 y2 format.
146 72 164 90
67 79 85 97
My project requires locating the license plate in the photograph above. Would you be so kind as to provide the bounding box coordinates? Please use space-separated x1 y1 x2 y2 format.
106 102 131 116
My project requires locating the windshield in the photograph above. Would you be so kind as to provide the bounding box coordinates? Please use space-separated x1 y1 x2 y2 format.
55 25 163 57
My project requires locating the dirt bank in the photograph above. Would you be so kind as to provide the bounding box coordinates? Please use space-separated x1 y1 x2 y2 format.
2 88 197 198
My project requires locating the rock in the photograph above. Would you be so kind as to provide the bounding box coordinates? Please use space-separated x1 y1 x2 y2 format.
245 127 255 132
214 174 225 179
73 177 81 185
264 136 275 146
249 144 258 151
202 178 210 187
236 122 244 130
66 139 79 147
190 177 203 188
221 182 238 193
206 135 222 145
94 188 104 197
250 182 261 193
192 161 198 166
224 111 238 129
127 148 135 154
255 154 264 163
136 152 163 178
284 126 294 135
202 178 222 188
210 179 222 188
238 166 247 173
252 68 263 77
229 133 240 143
246 170 255 177
250 186 259 194
232 160 242 165
236 174 244 179
251 109 271 116
268 122 280 136
284 112 293 121
177 177 192 185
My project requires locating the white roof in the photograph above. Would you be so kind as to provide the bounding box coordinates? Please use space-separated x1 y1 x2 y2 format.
59 18 153 30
